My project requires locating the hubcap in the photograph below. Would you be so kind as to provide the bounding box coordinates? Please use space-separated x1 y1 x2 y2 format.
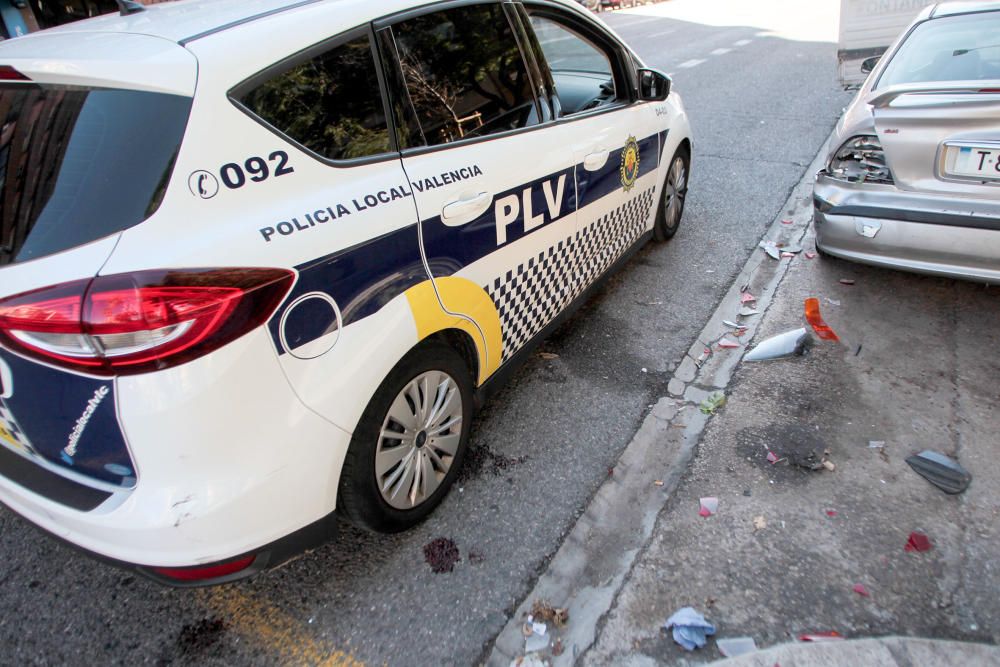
663 156 687 230
375 371 464 510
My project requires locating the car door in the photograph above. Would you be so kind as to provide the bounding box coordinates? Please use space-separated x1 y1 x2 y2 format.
521 2 666 287
378 1 580 375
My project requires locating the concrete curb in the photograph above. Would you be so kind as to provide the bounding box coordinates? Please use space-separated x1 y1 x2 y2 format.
709 637 1000 666
486 135 836 666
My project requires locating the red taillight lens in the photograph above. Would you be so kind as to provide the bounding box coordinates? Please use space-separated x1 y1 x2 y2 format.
804 297 840 342
150 554 256 583
0 66 30 81
0 268 294 375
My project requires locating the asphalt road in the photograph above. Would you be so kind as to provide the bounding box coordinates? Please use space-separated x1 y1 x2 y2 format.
0 2 851 665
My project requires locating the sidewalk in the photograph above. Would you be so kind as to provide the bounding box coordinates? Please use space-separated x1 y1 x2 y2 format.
581 218 1000 663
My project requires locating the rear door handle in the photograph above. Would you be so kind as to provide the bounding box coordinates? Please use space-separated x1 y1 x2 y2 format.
442 191 492 226
584 150 609 172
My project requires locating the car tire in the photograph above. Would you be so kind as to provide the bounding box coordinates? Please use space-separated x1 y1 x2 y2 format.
337 340 474 533
654 147 689 242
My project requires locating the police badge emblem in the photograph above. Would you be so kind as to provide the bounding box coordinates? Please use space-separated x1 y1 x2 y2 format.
620 136 640 192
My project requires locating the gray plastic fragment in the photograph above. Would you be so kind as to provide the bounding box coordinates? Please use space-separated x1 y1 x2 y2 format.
905 450 971 495
745 328 813 361
717 636 758 657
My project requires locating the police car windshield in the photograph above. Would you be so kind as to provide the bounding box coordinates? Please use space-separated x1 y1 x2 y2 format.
0 84 191 266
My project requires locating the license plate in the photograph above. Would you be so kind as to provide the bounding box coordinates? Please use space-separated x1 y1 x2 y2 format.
946 144 1000 180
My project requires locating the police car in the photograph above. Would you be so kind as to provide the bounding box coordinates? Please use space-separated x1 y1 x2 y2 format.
0 0 691 585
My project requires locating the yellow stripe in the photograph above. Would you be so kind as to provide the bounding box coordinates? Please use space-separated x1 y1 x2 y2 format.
198 587 365 666
404 277 503 385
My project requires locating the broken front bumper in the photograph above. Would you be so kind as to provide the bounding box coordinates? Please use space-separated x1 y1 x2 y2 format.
813 172 1000 284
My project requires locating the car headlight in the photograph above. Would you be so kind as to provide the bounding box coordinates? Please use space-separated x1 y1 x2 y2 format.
827 135 894 185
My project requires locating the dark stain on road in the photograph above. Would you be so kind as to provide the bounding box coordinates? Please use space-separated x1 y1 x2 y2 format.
176 617 227 655
423 538 461 573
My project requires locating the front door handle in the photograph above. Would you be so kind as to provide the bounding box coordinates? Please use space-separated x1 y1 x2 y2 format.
442 191 493 226
584 150 609 172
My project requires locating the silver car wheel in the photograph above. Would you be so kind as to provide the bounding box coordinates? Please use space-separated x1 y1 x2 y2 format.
663 155 687 232
375 370 463 510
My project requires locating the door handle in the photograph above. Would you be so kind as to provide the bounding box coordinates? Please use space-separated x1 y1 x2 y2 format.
441 191 492 225
584 150 609 172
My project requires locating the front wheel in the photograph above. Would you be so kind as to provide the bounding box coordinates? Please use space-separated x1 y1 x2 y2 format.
337 341 473 533
654 148 689 242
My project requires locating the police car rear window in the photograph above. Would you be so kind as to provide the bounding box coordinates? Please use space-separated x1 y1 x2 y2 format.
239 35 391 162
0 84 191 267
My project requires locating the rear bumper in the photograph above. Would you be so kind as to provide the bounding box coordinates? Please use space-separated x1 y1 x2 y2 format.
813 173 1000 284
0 330 353 575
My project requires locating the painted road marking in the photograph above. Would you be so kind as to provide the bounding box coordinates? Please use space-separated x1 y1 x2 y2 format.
199 588 365 666
711 48 732 56
677 59 705 68
649 28 676 38
733 39 753 46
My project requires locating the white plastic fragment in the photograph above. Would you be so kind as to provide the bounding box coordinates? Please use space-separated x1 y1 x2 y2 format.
717 636 758 657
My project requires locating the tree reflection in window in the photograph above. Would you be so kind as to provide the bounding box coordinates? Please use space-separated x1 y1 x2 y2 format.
242 36 390 161
392 4 538 147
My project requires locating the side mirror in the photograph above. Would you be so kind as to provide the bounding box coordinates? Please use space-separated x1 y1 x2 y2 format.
637 68 671 101
860 56 880 74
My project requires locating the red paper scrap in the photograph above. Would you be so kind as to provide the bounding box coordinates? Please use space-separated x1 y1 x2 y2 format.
839 278 856 285
780 252 795 258
718 339 740 349
825 509 838 518
905 531 932 552
781 219 793 225
853 584 870 597
740 292 757 304
799 631 844 642
805 252 817 259
767 451 779 464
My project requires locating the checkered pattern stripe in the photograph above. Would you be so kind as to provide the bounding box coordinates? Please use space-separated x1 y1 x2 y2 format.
0 398 35 456
485 187 656 362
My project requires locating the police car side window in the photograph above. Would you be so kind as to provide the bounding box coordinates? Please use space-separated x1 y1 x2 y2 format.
240 35 390 161
390 4 539 147
527 15 619 116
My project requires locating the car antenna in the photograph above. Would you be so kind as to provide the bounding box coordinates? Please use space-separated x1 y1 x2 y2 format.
116 0 146 15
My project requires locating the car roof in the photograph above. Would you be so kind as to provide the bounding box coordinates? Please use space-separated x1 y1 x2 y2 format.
930 1 1000 18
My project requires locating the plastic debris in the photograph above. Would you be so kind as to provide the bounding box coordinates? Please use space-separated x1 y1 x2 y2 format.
738 307 759 317
839 278 856 285
781 218 793 225
717 338 740 349
905 531 933 552
804 298 840 341
780 252 796 258
853 584 870 597
696 347 712 365
825 297 841 306
753 516 767 531
699 393 726 415
800 631 844 642
825 509 838 518
740 291 757 304
717 636 758 657
805 251 817 259
530 600 569 629
766 451 779 464
723 320 749 330
745 328 813 362
538 352 559 360
699 497 719 517
868 441 885 449
654 480 665 486
759 241 781 260
822 460 836 472
905 450 971 495
782 245 803 254
664 607 716 651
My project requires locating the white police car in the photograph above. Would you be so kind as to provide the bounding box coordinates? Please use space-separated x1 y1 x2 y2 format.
0 0 691 585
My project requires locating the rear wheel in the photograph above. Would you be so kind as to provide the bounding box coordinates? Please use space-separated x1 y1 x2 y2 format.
654 147 689 241
337 341 473 533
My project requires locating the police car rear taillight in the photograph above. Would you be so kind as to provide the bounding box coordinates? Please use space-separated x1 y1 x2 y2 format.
0 66 30 81
149 554 257 584
0 268 294 375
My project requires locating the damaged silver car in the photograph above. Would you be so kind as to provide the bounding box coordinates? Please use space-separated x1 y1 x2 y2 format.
814 1 1000 284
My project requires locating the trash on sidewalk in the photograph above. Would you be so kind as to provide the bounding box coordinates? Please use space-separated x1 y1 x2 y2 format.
530 600 569 629
700 393 726 414
699 497 719 517
804 297 840 341
717 337 740 349
717 636 758 657
825 297 841 306
799 631 844 642
745 328 813 361
853 584 870 597
839 278 856 285
538 352 559 360
759 240 781 260
551 638 564 657
825 509 838 517
654 479 665 486
423 537 461 573
696 347 712 365
905 450 972 495
722 320 749 330
766 451 780 464
740 291 757 304
781 218 794 225
780 251 796 258
869 441 885 449
738 307 759 317
905 531 933 552
805 251 817 259
664 607 716 651
752 515 767 531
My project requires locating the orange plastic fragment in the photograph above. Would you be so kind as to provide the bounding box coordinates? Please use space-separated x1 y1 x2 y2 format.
804 297 840 342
